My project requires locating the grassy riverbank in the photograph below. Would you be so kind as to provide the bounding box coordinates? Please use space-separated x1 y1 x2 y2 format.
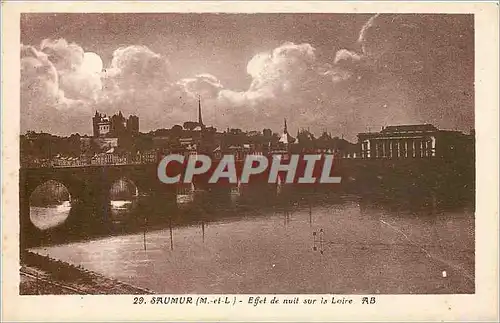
20 251 154 295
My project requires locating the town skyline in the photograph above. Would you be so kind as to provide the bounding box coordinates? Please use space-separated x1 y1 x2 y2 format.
21 107 474 142
21 13 474 141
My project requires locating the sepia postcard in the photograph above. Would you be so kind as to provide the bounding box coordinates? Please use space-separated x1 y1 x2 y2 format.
1 1 499 322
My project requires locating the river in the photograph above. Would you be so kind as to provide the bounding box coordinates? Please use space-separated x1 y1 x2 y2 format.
29 192 475 294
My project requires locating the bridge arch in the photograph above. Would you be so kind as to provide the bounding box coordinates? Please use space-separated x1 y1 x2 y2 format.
29 180 72 230
23 171 88 203
109 176 139 200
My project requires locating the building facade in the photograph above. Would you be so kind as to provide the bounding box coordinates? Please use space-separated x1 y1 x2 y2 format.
358 124 473 159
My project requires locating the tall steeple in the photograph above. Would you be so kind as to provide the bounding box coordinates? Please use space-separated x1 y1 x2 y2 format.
198 95 204 127
279 118 290 145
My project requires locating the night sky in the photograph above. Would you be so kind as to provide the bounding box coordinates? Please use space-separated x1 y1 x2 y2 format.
21 13 474 140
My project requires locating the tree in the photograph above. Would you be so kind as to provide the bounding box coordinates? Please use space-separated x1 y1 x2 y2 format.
170 125 183 139
171 124 183 132
263 128 272 138
183 121 199 131
229 128 243 135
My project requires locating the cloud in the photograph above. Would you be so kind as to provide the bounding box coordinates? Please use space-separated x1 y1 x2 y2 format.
218 42 325 109
247 42 316 90
178 73 223 100
20 40 104 134
39 38 103 101
103 45 171 89
40 38 84 72
213 42 348 133
19 36 419 138
38 39 103 100
334 49 361 65
21 15 473 139
100 45 172 104
334 14 427 76
328 14 474 135
21 44 60 104
97 45 203 130
59 70 102 101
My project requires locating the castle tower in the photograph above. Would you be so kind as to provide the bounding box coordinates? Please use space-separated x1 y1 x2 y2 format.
92 111 101 137
126 115 139 135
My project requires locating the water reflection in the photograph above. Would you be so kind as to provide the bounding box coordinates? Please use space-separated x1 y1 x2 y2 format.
109 178 138 223
230 182 241 202
176 183 195 205
30 201 72 230
31 193 475 294
110 200 137 222
26 182 474 250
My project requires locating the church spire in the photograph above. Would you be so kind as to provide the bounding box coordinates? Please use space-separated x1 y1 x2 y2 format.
198 95 204 127
278 118 290 145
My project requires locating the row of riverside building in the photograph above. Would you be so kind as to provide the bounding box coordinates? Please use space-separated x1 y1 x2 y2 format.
89 100 474 161
21 99 474 168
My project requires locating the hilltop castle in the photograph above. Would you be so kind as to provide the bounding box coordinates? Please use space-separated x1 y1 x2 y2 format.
92 111 139 138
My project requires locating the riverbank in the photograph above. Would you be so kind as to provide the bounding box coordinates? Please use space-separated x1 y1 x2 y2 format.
20 251 154 295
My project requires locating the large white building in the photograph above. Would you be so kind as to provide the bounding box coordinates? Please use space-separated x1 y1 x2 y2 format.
358 124 473 159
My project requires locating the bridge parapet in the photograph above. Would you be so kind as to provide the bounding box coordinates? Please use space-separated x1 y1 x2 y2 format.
21 151 159 169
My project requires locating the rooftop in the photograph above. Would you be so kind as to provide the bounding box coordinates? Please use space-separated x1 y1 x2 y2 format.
381 124 438 133
358 124 440 136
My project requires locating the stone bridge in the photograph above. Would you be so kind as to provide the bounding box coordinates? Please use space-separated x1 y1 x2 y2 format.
19 156 474 247
19 164 179 243
20 161 280 246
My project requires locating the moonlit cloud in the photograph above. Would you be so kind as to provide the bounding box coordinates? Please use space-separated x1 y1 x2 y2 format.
334 49 361 64
40 38 84 72
220 42 319 106
178 73 223 100
97 45 201 130
104 45 171 87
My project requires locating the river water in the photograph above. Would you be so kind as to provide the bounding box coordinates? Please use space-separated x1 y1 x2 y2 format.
30 192 475 294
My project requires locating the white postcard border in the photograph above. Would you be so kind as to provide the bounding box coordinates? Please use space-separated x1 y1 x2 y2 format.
2 1 498 322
